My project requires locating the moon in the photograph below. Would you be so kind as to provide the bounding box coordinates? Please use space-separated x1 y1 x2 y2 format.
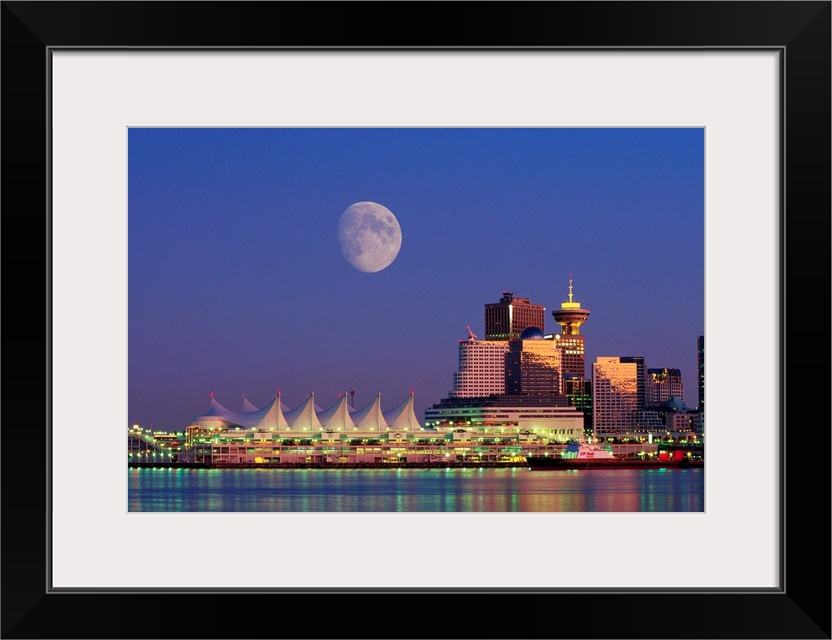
337 201 402 273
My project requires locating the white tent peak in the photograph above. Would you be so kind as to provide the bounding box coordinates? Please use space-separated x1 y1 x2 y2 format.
383 393 420 430
197 394 232 418
352 393 385 430
275 391 292 413
317 395 357 431
284 394 323 431
251 394 290 430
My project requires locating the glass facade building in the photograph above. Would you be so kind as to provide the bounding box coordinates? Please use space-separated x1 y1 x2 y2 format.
505 334 562 396
592 356 645 438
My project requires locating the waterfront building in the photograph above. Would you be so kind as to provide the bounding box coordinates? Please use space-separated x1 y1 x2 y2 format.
631 409 665 435
450 329 510 398
424 394 584 443
142 391 593 466
191 391 419 433
505 326 562 396
591 356 646 439
665 411 701 440
646 368 684 405
132 389 664 467
175 391 431 465
484 291 545 340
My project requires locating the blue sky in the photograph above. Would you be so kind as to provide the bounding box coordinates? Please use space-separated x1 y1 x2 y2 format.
128 127 704 430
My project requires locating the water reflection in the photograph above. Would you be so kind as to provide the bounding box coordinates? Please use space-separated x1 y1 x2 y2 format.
128 468 704 512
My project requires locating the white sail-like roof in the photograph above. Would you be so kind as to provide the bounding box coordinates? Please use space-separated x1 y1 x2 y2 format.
317 395 357 431
251 394 291 430
284 393 324 431
193 394 281 429
382 392 420 430
194 394 231 419
351 393 387 430
193 392 423 431
240 395 259 412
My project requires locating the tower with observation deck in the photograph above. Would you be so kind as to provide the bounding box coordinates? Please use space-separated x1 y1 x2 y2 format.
551 275 592 434
551 275 591 376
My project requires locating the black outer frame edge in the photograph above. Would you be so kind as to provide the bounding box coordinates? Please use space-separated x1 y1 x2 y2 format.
1 2 829 639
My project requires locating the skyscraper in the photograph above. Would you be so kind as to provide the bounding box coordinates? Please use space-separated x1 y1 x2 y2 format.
619 356 646 408
484 291 545 341
449 329 510 398
505 326 562 396
592 356 652 438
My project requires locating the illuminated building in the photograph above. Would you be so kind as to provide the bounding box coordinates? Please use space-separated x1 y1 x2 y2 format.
646 368 684 405
591 356 647 438
450 328 509 397
191 391 420 433
505 326 562 395
622 356 646 408
551 276 592 433
431 323 582 443
424 394 584 443
139 391 594 466
561 373 592 435
666 412 701 439
550 275 590 376
484 291 545 341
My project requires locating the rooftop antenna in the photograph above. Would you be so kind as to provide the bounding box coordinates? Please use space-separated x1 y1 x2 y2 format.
466 325 477 341
350 389 355 408
568 273 574 303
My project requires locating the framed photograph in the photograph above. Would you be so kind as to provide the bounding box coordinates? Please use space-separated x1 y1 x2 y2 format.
2 2 829 638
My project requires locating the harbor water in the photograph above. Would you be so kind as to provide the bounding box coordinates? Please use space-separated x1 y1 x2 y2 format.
128 467 704 512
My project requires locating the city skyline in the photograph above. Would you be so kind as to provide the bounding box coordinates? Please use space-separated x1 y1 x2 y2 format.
128 127 704 430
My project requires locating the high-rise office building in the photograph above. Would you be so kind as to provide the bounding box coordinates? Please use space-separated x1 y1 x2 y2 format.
646 368 684 405
561 374 592 435
505 326 562 396
484 291 545 341
697 336 704 413
620 356 646 408
449 330 510 398
591 356 648 438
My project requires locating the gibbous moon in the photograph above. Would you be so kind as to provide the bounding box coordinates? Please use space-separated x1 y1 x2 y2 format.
337 201 402 273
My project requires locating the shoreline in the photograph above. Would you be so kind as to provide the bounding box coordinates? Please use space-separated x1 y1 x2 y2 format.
128 461 529 470
127 460 702 470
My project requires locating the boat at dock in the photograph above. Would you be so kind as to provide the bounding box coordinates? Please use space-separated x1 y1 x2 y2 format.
526 442 702 470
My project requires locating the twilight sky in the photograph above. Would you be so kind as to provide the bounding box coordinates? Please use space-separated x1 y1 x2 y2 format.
128 127 704 430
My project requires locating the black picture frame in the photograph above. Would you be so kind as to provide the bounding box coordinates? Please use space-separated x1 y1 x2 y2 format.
2 2 829 638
